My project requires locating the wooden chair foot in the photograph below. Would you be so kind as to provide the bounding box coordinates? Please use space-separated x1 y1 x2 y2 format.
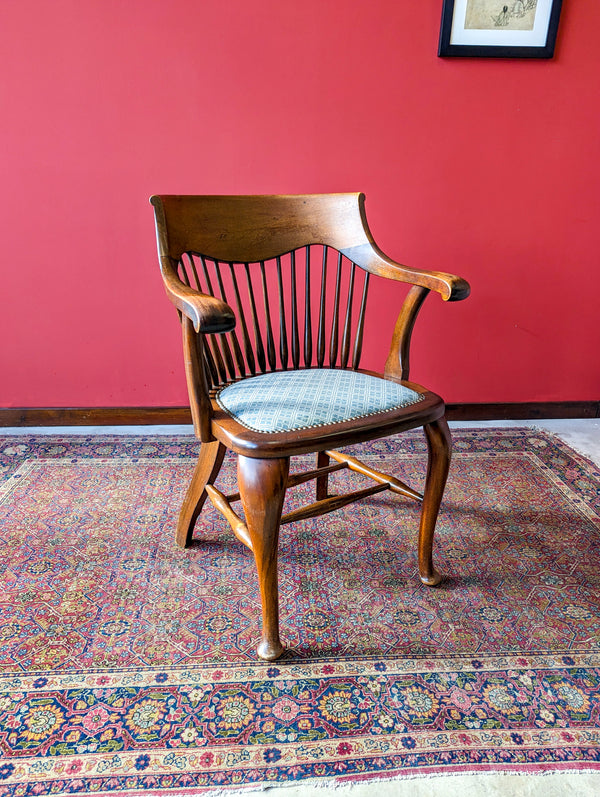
420 569 443 587
176 441 226 548
238 455 289 661
418 417 451 586
257 638 285 661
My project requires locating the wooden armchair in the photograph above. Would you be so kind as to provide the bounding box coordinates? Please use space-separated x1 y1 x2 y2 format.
150 193 470 660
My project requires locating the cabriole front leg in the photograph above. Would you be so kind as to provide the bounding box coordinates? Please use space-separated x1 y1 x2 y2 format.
418 417 452 586
238 455 289 661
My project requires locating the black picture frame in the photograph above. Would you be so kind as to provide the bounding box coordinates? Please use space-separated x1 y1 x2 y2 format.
438 0 563 58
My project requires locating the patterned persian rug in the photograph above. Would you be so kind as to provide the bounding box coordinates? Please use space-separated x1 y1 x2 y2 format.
0 428 599 795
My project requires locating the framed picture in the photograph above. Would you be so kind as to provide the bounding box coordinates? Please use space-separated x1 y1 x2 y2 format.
438 0 563 58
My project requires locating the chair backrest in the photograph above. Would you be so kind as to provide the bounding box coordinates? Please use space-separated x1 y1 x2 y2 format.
151 194 385 387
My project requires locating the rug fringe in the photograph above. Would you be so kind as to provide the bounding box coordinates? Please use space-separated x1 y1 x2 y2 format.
65 766 600 797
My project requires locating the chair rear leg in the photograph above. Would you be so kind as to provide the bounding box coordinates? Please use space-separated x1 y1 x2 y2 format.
238 455 289 661
418 417 452 586
176 441 226 548
316 451 330 500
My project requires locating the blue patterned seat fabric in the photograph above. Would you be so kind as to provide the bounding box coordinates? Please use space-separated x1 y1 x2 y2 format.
215 369 424 434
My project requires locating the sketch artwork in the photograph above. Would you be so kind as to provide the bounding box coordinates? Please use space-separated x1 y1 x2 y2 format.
465 0 538 30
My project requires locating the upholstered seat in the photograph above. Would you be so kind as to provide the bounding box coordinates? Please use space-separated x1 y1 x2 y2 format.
151 192 470 660
216 369 424 434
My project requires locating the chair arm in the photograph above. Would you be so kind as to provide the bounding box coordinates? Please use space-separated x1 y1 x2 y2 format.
341 242 470 302
161 264 236 334
384 278 468 382
411 269 470 302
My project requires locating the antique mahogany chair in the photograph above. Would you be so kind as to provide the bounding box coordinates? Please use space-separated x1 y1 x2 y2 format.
150 193 470 660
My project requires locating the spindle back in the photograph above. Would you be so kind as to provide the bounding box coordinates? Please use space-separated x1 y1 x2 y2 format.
176 247 371 388
152 194 393 389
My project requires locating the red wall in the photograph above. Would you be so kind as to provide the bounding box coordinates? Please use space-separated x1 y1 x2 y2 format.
2 0 599 408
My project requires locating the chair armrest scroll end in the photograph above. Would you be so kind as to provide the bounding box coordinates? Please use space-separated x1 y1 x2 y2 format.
162 271 236 333
181 294 237 335
442 276 471 302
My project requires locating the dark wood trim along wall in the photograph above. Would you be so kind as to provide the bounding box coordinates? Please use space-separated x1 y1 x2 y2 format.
1 402 599 427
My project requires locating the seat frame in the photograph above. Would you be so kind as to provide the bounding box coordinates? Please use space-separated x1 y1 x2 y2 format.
150 193 470 660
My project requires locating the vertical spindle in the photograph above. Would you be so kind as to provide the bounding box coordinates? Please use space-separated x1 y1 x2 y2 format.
340 263 356 369
304 246 312 367
352 272 370 370
276 256 288 369
229 263 256 375
290 250 300 369
329 252 343 366
244 264 266 373
260 261 277 371
317 246 328 368
202 339 218 388
214 261 244 380
200 256 228 384
178 257 192 287
186 253 202 292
